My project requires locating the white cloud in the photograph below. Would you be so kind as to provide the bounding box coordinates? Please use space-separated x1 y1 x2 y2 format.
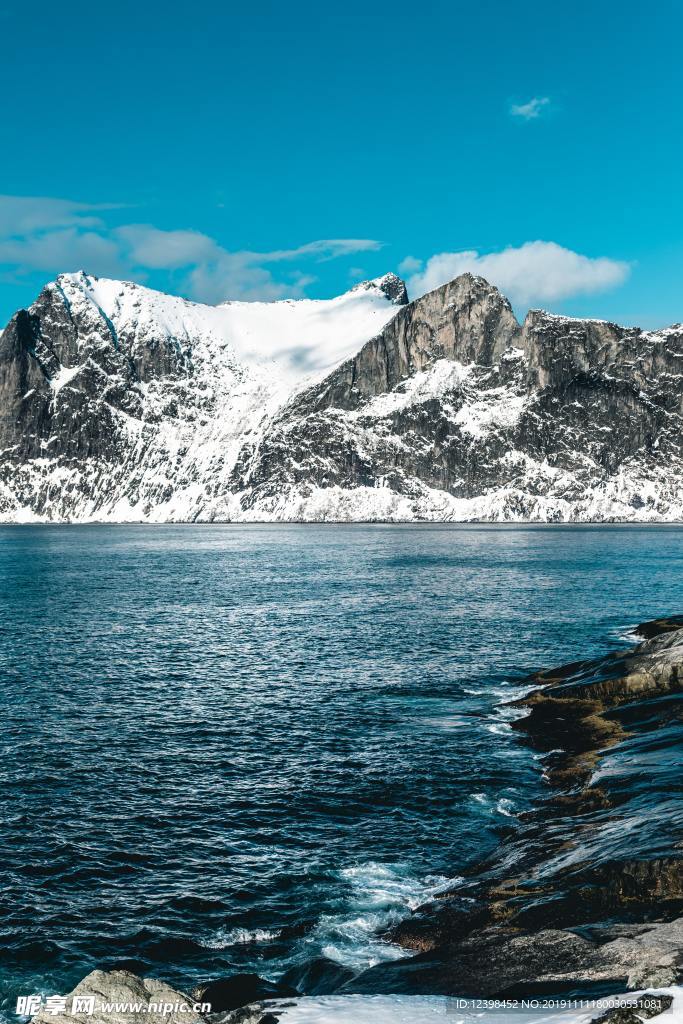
182 238 382 303
405 241 631 307
186 253 295 304
0 195 120 235
398 255 422 275
116 224 218 269
0 229 125 277
0 195 382 304
510 96 551 120
259 239 382 263
114 227 381 303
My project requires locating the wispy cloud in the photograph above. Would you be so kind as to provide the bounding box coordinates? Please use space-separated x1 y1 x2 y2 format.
404 241 631 307
509 96 551 121
259 239 382 264
0 229 125 277
397 256 422 275
0 196 382 303
115 225 218 270
0 195 122 236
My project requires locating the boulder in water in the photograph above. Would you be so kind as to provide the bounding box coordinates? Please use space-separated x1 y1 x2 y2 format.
191 974 295 1012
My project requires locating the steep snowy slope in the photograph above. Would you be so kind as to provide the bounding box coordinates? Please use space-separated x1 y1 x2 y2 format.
0 269 682 522
0 271 406 521
54 271 408 385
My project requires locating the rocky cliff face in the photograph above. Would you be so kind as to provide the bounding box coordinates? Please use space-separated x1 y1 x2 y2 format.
1 270 681 522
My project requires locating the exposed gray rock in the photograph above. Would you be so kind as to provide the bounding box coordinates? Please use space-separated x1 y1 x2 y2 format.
343 913 683 997
304 273 521 411
238 286 683 519
31 970 206 1024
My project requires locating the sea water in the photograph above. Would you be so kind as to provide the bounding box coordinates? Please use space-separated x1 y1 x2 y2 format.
1 524 682 1020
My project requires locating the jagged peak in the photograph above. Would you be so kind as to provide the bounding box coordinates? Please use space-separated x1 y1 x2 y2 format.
351 270 514 318
51 271 184 306
523 308 611 326
350 273 408 305
56 269 91 285
412 272 516 313
519 307 683 339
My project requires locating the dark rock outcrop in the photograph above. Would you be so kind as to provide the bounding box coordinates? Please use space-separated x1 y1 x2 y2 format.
591 993 674 1024
279 956 355 995
191 974 295 1012
340 919 683 996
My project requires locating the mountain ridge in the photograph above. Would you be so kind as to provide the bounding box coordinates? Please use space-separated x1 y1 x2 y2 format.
1 270 681 522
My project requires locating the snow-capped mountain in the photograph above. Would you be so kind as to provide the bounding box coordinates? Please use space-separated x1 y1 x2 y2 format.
1 269 682 522
0 271 406 521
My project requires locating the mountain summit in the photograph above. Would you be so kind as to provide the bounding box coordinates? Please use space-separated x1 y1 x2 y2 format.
1 271 681 522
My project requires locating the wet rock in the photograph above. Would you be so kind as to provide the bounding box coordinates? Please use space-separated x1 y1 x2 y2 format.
377 621 683 993
636 616 683 640
279 956 355 995
345 917 683 997
192 975 295 1013
590 993 674 1024
386 896 488 951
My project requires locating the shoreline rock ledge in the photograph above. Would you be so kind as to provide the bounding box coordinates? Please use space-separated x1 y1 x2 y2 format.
345 615 683 997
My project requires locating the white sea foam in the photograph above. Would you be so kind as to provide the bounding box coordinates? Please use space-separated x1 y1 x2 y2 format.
203 926 279 949
470 791 519 818
486 722 512 735
302 862 462 972
464 683 533 700
496 797 516 817
616 626 645 644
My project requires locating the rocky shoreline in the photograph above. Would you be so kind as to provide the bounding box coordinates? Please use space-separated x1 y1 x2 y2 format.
347 615 683 996
29 617 683 1022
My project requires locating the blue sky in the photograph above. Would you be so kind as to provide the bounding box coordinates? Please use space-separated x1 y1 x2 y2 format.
1 0 682 327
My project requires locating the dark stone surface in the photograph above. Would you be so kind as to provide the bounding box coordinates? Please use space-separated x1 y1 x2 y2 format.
590 993 674 1024
192 974 296 1013
279 956 355 995
636 615 683 639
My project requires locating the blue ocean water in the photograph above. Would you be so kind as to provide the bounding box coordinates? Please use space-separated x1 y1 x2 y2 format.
1 524 682 1018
